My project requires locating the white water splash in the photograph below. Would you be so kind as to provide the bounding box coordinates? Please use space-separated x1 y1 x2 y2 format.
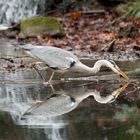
0 83 67 127
0 84 67 140
0 0 45 24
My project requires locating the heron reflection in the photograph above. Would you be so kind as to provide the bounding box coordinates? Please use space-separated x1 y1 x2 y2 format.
23 83 128 117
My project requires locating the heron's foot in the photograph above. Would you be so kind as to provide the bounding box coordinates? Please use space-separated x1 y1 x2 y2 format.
43 80 52 85
43 81 55 91
43 81 49 85
43 81 53 86
60 78 65 81
58 73 65 82
32 62 48 71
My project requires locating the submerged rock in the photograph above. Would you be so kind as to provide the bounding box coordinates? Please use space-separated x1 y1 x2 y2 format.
19 16 65 38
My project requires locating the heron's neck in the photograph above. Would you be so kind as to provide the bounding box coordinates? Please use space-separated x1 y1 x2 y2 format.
92 91 115 104
75 90 115 104
77 60 109 74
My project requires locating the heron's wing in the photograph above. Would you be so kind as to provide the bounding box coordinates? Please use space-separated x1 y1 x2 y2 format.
24 95 77 117
22 45 79 70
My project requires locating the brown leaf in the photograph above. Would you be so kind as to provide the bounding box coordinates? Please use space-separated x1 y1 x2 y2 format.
68 11 82 20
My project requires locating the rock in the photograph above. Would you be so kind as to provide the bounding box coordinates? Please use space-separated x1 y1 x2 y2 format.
133 45 140 51
19 16 65 38
0 31 6 38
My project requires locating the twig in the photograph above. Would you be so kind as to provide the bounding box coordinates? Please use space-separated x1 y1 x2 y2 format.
80 10 105 15
65 10 105 18
0 54 31 62
0 56 14 63
100 39 116 52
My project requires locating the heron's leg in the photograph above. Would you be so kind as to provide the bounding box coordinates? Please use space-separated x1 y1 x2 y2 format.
58 72 66 81
43 72 55 91
31 62 48 71
31 61 43 68
48 72 55 83
31 62 49 82
33 64 46 82
43 72 55 85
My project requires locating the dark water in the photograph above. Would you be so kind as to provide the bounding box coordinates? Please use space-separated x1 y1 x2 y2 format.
0 41 140 140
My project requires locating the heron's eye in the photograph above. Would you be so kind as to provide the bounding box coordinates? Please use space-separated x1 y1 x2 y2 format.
108 60 117 67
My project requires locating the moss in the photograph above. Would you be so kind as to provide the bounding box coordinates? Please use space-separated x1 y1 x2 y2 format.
118 26 139 38
19 16 65 38
0 31 6 38
116 1 140 18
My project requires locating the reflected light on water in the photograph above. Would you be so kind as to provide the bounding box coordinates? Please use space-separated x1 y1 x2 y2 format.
0 81 128 127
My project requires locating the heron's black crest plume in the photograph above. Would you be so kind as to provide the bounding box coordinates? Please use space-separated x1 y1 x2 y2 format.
108 60 117 67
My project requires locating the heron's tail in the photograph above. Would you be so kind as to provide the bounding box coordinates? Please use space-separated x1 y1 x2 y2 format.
19 44 34 51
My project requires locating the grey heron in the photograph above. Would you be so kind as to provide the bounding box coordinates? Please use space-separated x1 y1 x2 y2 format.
23 82 128 117
19 44 129 83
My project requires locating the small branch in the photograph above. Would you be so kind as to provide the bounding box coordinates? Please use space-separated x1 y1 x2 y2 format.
65 9 105 18
0 54 31 62
80 10 105 15
0 56 14 63
100 39 116 52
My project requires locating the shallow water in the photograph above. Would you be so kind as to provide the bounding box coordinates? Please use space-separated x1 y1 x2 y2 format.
0 41 140 140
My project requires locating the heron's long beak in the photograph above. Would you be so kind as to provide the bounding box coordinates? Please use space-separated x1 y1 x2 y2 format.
112 67 129 80
112 82 129 97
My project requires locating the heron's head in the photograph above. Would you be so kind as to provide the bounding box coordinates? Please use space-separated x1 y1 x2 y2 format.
107 60 129 80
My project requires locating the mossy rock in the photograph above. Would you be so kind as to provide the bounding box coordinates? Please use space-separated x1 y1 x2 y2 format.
0 31 6 38
116 1 140 18
19 16 65 38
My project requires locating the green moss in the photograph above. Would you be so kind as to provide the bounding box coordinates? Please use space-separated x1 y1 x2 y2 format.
0 31 6 38
116 1 140 18
20 16 65 38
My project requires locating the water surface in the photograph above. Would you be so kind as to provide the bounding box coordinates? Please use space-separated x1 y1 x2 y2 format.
0 41 140 140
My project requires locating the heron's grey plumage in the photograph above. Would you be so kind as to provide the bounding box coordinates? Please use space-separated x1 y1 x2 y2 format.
20 44 79 71
22 85 126 117
19 44 129 82
23 94 77 117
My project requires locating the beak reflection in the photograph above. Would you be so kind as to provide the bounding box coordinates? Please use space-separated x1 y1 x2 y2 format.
112 82 129 97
